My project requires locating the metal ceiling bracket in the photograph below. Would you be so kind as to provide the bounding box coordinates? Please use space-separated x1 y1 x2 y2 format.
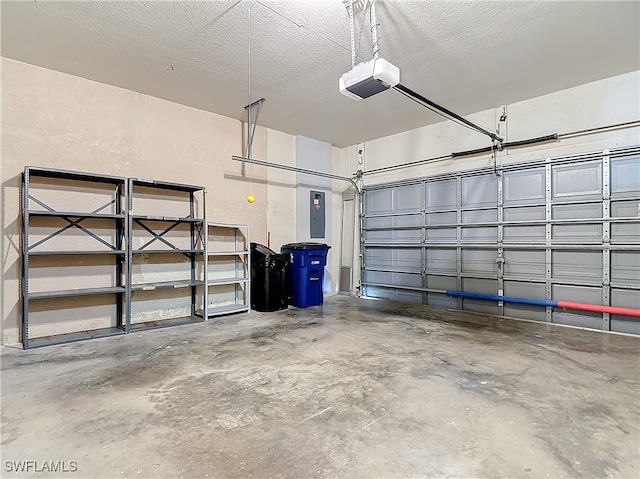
244 97 265 159
344 0 381 65
370 0 380 59
346 0 356 67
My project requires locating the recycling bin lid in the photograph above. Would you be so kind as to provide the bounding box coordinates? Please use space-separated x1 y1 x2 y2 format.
281 242 331 250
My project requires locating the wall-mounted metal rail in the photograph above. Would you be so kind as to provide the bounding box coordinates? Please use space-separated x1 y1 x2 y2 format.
231 155 361 194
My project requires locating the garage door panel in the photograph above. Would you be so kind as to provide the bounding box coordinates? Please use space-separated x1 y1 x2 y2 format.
364 286 422 304
553 311 604 330
462 249 497 275
425 275 458 308
608 284 640 344
503 168 545 206
462 175 498 208
611 156 640 197
426 275 457 291
503 250 546 279
462 209 497 223
551 223 602 243
503 225 546 243
461 277 500 314
426 228 457 243
395 184 423 213
611 252 640 285
552 161 602 200
426 211 456 225
365 214 422 229
552 284 601 304
552 284 605 330
504 303 547 322
461 226 498 243
365 189 393 215
462 277 498 295
426 249 457 274
426 180 457 212
611 200 640 217
610 320 640 335
611 223 640 244
364 270 422 288
552 203 602 220
463 299 500 315
610 289 640 325
427 293 458 309
364 248 422 272
364 228 421 243
503 280 547 322
504 280 546 300
552 251 602 281
504 206 545 221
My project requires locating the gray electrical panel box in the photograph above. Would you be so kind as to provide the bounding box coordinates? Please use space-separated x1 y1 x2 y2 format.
310 190 325 238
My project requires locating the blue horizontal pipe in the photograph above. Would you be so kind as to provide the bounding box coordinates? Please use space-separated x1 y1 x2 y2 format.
445 290 558 308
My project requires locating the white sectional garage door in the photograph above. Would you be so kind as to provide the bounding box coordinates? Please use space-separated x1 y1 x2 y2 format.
361 147 640 334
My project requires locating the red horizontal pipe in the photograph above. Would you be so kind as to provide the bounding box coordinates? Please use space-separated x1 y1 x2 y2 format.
557 301 640 318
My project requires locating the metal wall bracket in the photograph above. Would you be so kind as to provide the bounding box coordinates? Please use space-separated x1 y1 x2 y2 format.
244 97 265 159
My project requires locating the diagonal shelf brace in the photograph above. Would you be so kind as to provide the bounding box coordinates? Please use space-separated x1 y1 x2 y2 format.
29 217 116 251
135 219 183 251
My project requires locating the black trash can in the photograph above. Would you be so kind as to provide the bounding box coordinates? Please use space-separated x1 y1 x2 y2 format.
250 243 289 312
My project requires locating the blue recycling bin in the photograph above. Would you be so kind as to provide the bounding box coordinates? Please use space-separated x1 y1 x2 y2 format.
281 243 331 308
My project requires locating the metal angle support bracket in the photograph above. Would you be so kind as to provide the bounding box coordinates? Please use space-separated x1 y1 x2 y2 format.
244 97 266 159
343 0 379 66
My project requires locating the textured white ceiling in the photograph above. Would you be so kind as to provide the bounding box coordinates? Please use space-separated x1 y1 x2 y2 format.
2 1 639 147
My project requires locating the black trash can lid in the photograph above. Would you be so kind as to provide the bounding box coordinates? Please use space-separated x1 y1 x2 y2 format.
251 242 277 255
281 242 331 250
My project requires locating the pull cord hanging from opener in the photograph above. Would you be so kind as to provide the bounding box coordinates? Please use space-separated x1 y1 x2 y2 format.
246 0 254 204
243 0 265 204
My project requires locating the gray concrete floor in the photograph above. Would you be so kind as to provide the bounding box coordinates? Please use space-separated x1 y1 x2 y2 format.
1 296 639 479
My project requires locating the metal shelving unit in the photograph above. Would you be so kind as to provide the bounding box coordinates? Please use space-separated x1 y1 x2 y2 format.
198 222 251 319
21 168 253 348
22 167 128 349
126 178 206 332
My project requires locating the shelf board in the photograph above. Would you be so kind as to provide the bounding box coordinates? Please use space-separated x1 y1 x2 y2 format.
132 249 204 254
131 280 204 291
26 167 126 184
28 249 126 256
131 215 204 223
207 251 249 256
27 326 126 349
28 210 125 219
129 315 204 332
207 278 249 286
196 304 250 318
29 286 126 300
207 222 249 227
130 178 205 193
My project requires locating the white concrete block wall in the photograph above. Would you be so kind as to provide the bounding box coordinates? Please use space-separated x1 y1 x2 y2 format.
1 58 272 345
353 71 640 185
